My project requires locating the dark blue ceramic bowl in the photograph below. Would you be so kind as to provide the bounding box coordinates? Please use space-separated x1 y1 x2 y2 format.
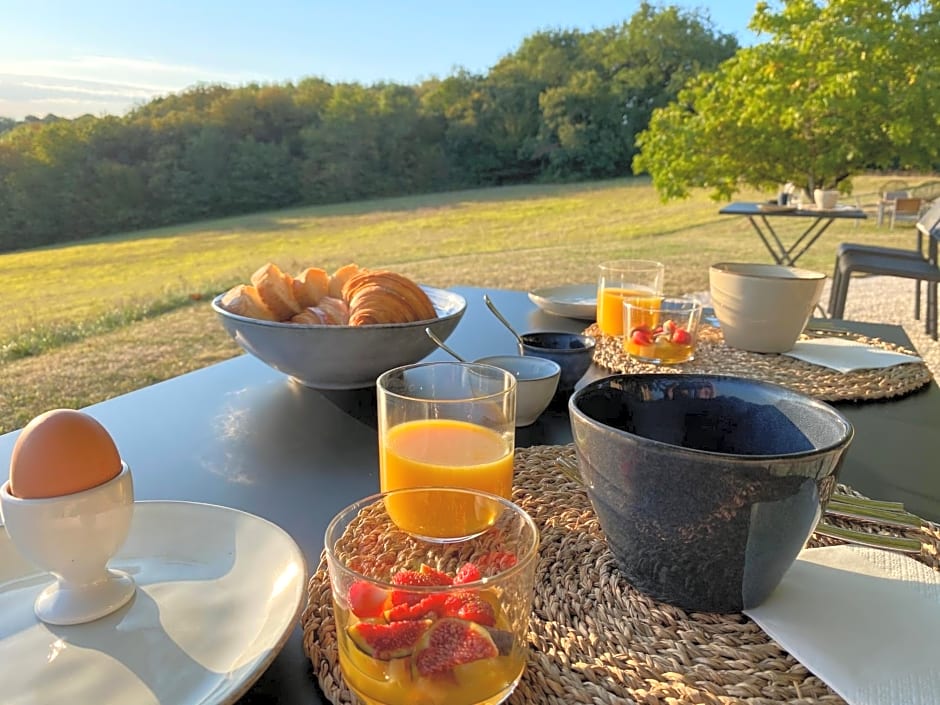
569 374 853 613
521 332 596 395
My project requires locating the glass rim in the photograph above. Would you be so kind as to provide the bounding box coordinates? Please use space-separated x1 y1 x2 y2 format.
324 486 540 588
598 259 665 272
376 360 517 404
623 295 704 313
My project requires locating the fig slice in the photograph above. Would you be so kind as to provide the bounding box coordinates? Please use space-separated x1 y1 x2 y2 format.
413 617 499 677
347 619 433 660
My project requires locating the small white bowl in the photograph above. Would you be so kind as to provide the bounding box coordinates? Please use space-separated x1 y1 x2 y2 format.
475 355 561 426
0 463 136 625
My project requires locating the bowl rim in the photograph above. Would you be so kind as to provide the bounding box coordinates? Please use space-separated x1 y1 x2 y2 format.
474 355 562 382
520 331 597 350
709 262 826 281
211 284 466 329
569 372 854 460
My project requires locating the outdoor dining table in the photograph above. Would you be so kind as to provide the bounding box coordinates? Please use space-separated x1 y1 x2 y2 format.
720 201 867 266
1 285 938 704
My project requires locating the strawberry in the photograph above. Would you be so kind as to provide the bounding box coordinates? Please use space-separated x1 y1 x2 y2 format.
453 562 482 585
390 568 453 606
671 327 692 345
476 551 518 574
418 564 454 586
347 580 390 618
630 327 653 346
442 592 496 627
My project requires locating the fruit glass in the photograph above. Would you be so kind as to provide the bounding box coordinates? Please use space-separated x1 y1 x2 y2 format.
325 487 540 705
623 296 703 364
596 260 665 336
377 362 516 541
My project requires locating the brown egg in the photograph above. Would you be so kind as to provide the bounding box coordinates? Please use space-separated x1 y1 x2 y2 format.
9 409 122 499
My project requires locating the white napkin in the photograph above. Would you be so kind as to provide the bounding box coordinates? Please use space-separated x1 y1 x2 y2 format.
745 545 940 705
783 337 922 372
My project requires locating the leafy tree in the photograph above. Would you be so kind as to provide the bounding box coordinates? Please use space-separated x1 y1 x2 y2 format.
634 0 940 199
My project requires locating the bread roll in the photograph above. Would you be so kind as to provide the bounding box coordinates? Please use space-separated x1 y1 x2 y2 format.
343 270 436 325
220 284 278 321
251 263 302 320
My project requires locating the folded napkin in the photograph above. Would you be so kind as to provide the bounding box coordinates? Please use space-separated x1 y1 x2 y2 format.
745 545 940 705
783 337 922 372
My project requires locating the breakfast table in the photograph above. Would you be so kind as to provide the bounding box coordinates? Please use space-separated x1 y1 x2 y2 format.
1 285 939 705
720 201 867 266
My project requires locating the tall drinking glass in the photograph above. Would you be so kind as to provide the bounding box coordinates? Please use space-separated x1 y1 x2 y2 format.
377 362 516 540
325 487 539 705
596 260 665 336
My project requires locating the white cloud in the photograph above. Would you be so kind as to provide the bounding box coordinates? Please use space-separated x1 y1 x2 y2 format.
0 55 269 119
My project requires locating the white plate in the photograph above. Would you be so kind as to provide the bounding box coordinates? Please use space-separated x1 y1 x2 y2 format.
0 501 307 705
528 284 597 320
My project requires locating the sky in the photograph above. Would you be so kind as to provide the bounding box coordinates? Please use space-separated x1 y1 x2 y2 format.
0 1 762 121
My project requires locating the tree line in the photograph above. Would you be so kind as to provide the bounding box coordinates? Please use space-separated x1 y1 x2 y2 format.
0 3 736 253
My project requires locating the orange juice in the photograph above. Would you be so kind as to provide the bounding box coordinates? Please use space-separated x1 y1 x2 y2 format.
380 419 513 538
598 287 663 336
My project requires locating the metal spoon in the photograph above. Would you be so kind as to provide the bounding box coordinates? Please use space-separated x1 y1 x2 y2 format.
425 327 467 362
483 294 525 355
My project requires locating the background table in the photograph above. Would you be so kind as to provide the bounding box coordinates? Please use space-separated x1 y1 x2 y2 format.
1 286 938 704
720 201 866 266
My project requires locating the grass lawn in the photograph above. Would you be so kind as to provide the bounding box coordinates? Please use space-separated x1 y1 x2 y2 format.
0 174 926 434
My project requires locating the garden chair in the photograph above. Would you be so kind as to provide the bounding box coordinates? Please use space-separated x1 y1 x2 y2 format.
889 197 927 228
828 201 940 339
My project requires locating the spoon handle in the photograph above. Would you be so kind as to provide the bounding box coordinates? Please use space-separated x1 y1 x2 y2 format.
425 327 466 362
483 294 525 355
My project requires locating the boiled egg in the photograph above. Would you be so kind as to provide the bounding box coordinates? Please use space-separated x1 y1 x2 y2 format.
9 409 122 499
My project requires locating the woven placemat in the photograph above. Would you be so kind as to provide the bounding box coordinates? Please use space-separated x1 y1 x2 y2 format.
302 444 940 705
586 323 932 402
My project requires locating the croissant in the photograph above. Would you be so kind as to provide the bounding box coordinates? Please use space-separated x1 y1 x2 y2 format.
292 267 330 308
251 263 302 320
220 284 279 321
342 270 436 325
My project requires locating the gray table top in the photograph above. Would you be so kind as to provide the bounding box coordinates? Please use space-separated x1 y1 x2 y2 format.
2 285 938 704
719 201 867 219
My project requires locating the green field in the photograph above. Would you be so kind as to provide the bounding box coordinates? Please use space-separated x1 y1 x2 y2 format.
0 175 922 434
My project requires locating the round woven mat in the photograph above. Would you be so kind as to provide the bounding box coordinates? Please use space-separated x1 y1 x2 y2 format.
585 323 932 402
302 444 940 705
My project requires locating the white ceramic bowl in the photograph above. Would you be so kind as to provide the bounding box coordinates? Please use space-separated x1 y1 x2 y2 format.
0 463 136 625
213 285 467 389
475 355 561 426
709 263 825 353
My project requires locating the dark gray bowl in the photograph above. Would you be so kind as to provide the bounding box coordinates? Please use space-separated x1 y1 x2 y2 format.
521 332 596 394
569 374 854 613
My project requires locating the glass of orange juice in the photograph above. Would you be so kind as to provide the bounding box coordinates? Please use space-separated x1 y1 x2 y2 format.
325 487 539 705
376 362 516 540
596 260 665 336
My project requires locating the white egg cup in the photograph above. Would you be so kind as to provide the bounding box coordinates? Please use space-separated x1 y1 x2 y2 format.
0 463 136 625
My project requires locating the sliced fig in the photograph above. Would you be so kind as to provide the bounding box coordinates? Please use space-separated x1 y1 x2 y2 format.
484 626 514 656
347 619 432 660
442 591 496 626
413 617 498 677
384 592 448 621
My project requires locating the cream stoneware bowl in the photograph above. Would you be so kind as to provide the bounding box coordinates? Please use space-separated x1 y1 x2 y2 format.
0 463 136 625
709 263 825 353
475 355 561 426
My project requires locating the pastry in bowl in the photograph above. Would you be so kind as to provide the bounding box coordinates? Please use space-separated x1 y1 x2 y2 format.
213 262 466 389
